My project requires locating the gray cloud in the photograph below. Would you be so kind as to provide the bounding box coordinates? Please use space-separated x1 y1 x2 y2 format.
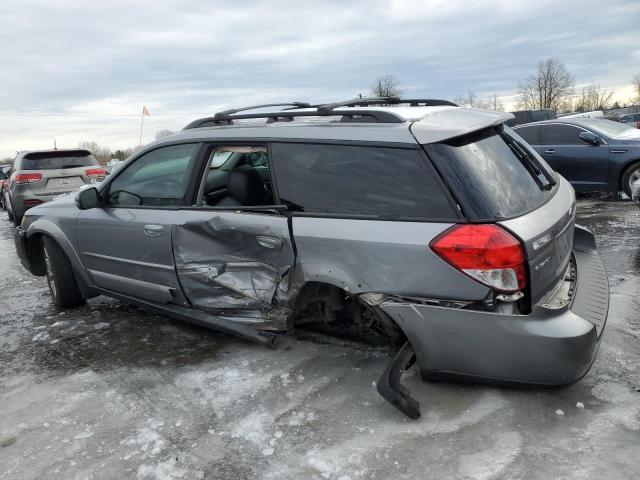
0 0 638 156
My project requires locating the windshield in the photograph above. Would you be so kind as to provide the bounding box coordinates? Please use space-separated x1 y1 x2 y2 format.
582 119 636 138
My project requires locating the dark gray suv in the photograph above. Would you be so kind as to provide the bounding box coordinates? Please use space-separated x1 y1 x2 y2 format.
5 149 105 225
14 98 609 418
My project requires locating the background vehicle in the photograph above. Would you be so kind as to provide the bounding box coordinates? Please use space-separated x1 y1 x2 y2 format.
619 112 640 128
14 98 608 418
0 165 10 210
514 118 640 197
5 149 104 225
504 109 556 126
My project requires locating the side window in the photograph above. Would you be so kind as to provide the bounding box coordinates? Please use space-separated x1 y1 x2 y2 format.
107 143 198 207
271 143 457 218
514 125 542 145
198 146 273 207
542 125 583 145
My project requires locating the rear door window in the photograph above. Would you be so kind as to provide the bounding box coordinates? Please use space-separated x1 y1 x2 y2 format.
270 143 457 219
21 151 99 170
542 124 583 145
424 127 555 219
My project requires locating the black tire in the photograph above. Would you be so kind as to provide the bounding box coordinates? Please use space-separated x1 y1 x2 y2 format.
621 162 640 200
42 236 85 308
12 213 22 227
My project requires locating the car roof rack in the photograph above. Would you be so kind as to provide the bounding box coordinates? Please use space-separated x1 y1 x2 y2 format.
183 97 458 129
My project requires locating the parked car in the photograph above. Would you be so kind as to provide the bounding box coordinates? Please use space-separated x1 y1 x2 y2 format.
4 149 105 225
514 118 640 198
504 109 556 127
14 98 609 418
0 165 10 210
619 112 640 128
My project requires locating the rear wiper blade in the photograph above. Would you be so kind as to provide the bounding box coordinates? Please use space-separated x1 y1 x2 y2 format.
502 134 555 190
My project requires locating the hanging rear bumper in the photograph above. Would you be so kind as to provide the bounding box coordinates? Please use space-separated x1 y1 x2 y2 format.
381 225 608 386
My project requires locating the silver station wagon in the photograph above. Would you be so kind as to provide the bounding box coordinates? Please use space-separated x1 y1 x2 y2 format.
14 98 609 418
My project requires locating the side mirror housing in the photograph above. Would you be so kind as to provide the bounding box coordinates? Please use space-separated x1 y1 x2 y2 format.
75 187 100 210
579 131 601 146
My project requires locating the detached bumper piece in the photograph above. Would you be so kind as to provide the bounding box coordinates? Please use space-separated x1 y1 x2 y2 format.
377 341 421 419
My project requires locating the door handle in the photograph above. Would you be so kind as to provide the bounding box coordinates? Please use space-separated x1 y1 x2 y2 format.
144 224 164 237
256 236 282 249
543 149 556 154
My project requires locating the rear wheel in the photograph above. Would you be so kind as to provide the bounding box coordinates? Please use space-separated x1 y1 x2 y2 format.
621 162 640 199
42 236 85 308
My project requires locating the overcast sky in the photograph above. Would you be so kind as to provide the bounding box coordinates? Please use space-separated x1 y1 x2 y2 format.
1 0 639 158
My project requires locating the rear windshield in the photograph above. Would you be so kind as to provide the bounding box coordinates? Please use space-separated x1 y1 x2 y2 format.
424 126 556 219
21 150 99 170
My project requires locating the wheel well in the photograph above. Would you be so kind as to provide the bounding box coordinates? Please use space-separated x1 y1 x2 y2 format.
26 233 46 276
289 282 406 347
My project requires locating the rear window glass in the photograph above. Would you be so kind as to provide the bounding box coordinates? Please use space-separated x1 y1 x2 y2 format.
21 151 99 170
424 127 555 219
271 143 457 219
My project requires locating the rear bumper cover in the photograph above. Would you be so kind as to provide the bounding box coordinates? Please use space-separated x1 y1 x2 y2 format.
381 225 609 386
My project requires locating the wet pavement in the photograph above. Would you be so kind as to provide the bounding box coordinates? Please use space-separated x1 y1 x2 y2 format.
1 199 639 479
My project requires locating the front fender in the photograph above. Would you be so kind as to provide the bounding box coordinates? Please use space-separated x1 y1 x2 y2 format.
26 217 94 294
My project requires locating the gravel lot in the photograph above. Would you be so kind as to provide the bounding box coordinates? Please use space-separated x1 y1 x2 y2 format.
1 199 639 480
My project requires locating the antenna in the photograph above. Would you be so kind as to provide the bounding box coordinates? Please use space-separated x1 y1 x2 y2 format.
54 139 57 150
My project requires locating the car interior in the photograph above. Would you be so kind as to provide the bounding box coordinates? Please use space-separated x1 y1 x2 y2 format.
199 146 274 207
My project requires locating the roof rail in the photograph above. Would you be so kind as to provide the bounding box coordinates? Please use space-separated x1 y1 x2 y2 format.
212 102 311 122
182 97 458 130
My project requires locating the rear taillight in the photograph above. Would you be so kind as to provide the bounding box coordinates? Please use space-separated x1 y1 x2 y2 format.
24 199 43 206
430 224 526 293
85 168 106 178
0 179 7 188
14 173 42 184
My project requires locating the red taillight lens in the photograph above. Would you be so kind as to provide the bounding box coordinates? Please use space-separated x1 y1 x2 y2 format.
24 199 43 206
14 173 42 184
430 224 526 292
0 179 7 188
85 168 106 178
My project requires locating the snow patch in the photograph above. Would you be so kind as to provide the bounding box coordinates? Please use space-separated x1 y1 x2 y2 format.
458 431 522 480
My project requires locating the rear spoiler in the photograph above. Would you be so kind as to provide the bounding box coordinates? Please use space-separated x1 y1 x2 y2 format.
410 109 514 145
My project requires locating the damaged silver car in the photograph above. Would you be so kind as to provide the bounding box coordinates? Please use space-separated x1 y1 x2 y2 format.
14 97 609 418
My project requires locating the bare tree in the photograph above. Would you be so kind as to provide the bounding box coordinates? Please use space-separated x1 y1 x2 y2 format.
155 129 175 140
575 83 615 112
633 74 640 104
370 75 403 98
78 140 112 165
517 59 574 111
454 91 478 108
454 92 504 111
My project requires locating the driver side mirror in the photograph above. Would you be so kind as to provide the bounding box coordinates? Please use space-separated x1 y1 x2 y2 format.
579 131 601 146
75 187 100 210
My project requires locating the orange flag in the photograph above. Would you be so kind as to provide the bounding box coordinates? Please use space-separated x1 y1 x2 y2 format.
143 105 151 117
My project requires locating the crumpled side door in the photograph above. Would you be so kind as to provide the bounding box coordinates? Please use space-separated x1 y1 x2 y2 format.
172 209 295 329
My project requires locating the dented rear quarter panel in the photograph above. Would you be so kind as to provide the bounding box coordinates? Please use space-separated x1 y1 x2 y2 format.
290 216 491 300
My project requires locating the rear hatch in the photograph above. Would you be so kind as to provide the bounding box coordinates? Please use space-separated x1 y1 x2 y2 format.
20 150 103 195
420 124 575 305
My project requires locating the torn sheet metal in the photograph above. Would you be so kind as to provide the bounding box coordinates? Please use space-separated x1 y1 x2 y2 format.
172 210 296 329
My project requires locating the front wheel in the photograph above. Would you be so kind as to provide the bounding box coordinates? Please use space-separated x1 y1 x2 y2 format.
42 236 85 308
621 162 640 200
